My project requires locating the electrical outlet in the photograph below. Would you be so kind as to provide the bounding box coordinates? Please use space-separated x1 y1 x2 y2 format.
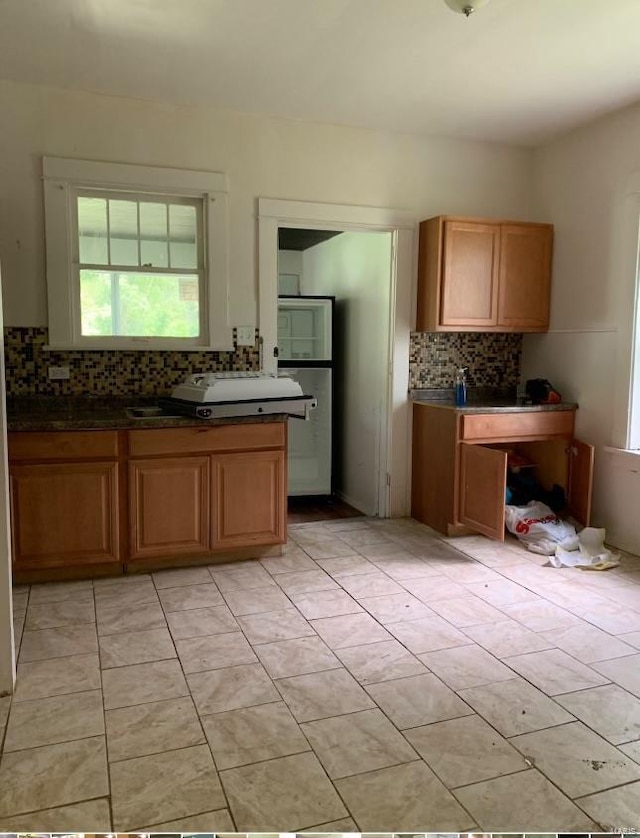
48 366 70 381
236 326 255 346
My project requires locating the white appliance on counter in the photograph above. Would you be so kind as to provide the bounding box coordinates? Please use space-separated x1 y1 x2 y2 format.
278 296 334 496
161 372 317 419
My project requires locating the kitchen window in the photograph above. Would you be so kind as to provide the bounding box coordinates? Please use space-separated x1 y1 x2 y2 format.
43 157 232 350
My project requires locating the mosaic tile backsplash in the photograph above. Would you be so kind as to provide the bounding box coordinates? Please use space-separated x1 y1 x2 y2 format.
3 327 260 396
409 331 523 389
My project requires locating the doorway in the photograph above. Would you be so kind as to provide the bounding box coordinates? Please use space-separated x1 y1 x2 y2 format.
278 227 393 517
258 198 415 521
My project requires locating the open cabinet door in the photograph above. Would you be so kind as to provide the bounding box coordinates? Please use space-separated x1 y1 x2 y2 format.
567 438 595 527
459 443 508 540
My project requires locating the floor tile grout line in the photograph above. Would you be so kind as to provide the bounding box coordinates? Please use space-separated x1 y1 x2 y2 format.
394 542 636 685
296 537 594 749
105 732 206 768
0 792 112 825
150 568 239 832
572 774 640 800
3 733 106 756
8 525 640 830
327 537 640 791
190 548 468 829
93 578 115 831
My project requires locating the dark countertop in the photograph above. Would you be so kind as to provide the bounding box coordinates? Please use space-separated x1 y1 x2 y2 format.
6 396 288 432
410 388 578 414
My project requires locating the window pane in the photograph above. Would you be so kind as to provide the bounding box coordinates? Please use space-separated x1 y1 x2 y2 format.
109 200 139 265
169 204 198 269
80 269 200 338
77 197 108 264
140 202 168 268
80 270 114 335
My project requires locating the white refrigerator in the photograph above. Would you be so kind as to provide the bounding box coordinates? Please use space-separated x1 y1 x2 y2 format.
278 296 334 497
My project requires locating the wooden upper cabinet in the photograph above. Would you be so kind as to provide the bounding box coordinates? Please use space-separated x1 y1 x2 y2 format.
11 462 119 569
212 450 286 549
416 216 553 333
441 221 500 327
498 224 553 329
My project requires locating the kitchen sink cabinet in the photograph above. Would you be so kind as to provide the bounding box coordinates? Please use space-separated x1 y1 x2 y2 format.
127 424 287 563
129 456 211 560
412 405 594 541
8 420 287 580
416 216 553 333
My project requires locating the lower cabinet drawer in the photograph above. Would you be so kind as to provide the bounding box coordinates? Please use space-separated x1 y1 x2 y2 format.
128 422 286 457
461 410 575 441
9 430 119 462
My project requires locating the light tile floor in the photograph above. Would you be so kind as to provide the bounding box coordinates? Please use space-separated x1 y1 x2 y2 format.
2 517 640 831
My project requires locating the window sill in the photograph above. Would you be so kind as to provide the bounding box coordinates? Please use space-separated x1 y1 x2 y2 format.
43 342 236 353
604 446 640 470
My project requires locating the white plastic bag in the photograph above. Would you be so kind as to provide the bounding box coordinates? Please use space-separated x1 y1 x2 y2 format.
505 501 579 555
550 527 620 569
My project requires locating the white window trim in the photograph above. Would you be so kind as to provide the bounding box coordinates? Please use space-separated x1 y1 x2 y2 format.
612 183 640 449
43 156 233 351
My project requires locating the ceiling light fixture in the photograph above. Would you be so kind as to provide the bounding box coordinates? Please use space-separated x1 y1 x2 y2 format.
444 0 491 17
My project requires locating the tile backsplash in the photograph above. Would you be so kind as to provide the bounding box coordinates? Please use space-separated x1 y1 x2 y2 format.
409 331 522 389
3 327 260 397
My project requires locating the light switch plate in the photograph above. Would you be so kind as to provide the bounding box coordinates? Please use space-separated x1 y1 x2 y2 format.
48 366 70 380
236 326 255 346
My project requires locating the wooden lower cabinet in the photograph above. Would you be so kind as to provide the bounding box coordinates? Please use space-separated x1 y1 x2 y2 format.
412 404 595 541
10 461 119 570
458 443 508 539
128 437 287 562
129 457 211 560
212 450 286 548
8 420 288 577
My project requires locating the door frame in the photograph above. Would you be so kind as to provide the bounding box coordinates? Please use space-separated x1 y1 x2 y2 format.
0 265 15 695
257 198 415 518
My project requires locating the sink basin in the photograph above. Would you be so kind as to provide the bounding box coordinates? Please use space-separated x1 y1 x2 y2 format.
125 406 181 420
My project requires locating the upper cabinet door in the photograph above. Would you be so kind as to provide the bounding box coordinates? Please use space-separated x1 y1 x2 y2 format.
440 222 500 327
459 443 508 541
497 224 553 330
567 438 595 527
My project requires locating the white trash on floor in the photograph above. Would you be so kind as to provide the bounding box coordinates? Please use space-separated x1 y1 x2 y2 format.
552 526 620 570
505 500 620 568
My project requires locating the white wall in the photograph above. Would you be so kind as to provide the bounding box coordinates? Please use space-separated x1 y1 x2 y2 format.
278 250 303 295
524 101 640 553
302 232 393 515
0 79 535 329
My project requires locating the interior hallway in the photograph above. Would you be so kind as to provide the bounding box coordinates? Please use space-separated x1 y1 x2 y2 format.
1 518 640 830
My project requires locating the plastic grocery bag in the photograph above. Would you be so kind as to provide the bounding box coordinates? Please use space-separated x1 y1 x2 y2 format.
505 501 579 555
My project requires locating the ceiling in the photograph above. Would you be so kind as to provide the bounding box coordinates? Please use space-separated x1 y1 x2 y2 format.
279 229 342 251
2 0 640 146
